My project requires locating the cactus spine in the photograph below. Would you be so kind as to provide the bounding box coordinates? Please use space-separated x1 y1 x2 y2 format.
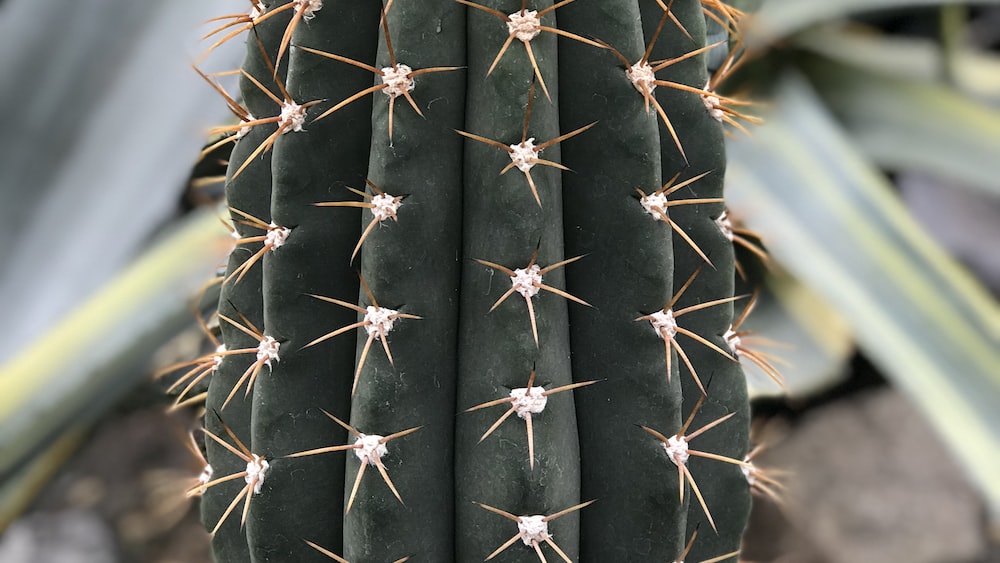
192 1 757 561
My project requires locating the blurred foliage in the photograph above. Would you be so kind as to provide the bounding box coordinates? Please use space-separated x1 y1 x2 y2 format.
0 0 241 532
0 0 241 363
728 2 1000 521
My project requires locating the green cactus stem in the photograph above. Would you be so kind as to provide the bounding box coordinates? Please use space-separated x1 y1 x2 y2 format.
558 0 689 560
245 2 382 560
200 3 291 559
640 1 753 560
339 2 466 560
188 1 759 561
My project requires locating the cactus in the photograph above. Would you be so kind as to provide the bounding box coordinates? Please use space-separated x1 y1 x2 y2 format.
190 0 760 561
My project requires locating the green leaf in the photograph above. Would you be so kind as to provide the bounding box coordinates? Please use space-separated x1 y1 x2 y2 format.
741 267 854 399
0 429 86 532
938 5 968 84
0 207 230 482
798 54 1000 199
726 72 1000 518
792 25 1000 102
744 0 1000 45
0 0 243 362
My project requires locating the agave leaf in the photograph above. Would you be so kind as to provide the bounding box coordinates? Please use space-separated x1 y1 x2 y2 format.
938 5 967 84
793 26 1000 102
797 54 1000 199
726 72 1000 517
743 0 1000 46
0 207 231 482
0 0 243 363
741 267 854 399
0 429 87 532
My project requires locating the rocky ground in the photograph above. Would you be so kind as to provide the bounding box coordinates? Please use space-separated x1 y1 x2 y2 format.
0 406 210 563
741 366 1000 563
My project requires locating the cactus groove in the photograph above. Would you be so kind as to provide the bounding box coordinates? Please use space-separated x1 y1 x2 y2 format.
190 0 762 561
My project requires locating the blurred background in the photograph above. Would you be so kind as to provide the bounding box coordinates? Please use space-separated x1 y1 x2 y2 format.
0 0 998 561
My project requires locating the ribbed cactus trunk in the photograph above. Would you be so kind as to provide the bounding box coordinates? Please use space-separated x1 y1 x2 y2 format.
197 1 753 561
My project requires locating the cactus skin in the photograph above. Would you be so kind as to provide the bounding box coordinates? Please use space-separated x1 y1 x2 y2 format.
197 1 753 561
640 1 753 560
247 2 381 561
201 3 290 559
203 125 270 563
454 2 587 562
344 2 465 561
559 1 687 561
